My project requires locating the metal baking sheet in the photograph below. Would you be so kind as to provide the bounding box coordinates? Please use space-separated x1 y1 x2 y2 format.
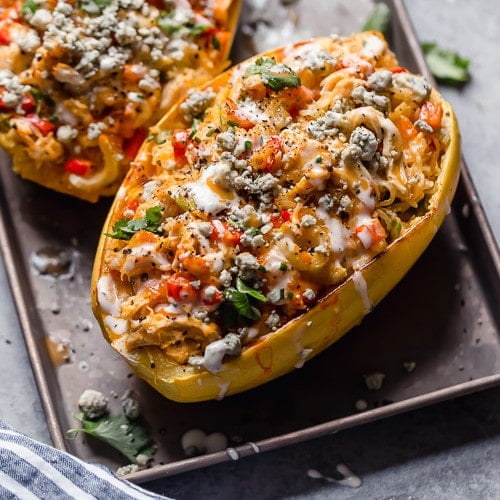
1 0 499 483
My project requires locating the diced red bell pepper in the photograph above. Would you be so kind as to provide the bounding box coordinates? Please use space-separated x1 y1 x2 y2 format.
202 286 223 306
210 220 242 246
419 101 443 131
26 114 55 136
251 136 283 172
0 28 10 45
20 93 36 113
124 128 147 160
145 0 163 8
0 95 11 111
225 99 256 130
394 115 418 140
166 272 198 303
64 158 92 176
279 85 317 118
270 210 292 228
172 129 191 164
355 218 386 249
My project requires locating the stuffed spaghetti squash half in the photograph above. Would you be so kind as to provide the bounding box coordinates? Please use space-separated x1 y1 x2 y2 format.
0 0 241 201
92 31 461 402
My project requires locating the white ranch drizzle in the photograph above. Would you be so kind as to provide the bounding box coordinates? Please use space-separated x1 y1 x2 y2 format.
351 270 372 314
96 275 121 316
316 208 349 254
103 316 128 335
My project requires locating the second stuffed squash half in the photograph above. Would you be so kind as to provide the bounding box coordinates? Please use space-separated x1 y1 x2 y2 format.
92 31 461 402
0 0 241 201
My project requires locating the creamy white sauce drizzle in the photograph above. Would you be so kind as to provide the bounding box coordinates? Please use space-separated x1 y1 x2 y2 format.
216 381 230 400
123 242 171 274
355 181 376 211
237 99 267 120
97 275 121 316
184 163 240 215
192 336 240 373
352 270 372 314
103 315 128 335
295 347 313 368
316 208 348 254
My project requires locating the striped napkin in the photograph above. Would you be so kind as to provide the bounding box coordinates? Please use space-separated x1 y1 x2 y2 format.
0 421 171 499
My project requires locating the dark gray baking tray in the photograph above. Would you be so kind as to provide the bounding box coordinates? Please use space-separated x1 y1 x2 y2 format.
0 0 499 484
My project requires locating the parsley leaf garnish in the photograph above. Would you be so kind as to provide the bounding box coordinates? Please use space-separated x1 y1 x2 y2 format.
79 0 111 14
361 3 391 35
20 0 39 18
157 13 211 39
422 42 470 85
67 413 156 464
235 277 267 302
244 57 301 91
106 206 163 240
222 278 267 326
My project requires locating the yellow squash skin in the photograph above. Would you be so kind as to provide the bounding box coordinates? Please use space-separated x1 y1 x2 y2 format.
92 35 461 402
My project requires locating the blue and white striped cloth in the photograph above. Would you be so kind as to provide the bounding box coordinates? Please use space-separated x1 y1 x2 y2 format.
0 421 171 499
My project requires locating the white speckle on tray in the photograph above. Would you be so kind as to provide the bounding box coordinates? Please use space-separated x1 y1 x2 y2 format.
77 318 93 331
248 442 260 453
50 301 61 315
364 372 385 390
461 203 470 218
46 333 73 365
354 399 368 411
78 360 89 372
226 447 239 461
403 361 416 373
30 247 75 279
307 463 362 488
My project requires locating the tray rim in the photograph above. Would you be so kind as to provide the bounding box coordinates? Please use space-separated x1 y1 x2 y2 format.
0 0 499 483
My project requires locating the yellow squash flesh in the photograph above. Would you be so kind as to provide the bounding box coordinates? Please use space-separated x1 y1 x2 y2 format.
92 38 461 403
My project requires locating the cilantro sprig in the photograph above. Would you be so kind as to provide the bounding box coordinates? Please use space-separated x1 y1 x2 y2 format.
157 13 212 39
221 278 267 327
361 3 391 35
20 0 39 18
67 413 155 464
422 42 470 85
244 57 301 91
79 0 111 14
106 206 163 240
